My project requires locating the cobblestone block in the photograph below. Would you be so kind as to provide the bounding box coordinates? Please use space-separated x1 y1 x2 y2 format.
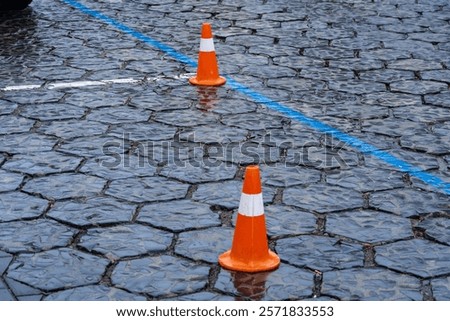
276 235 364 271
44 285 147 301
283 183 363 213
161 158 238 181
0 280 14 301
0 115 35 135
23 173 106 200
326 210 412 243
418 217 450 246
3 90 64 105
259 164 321 187
4 277 41 298
387 59 443 71
138 199 220 232
80 155 157 180
362 92 422 107
0 133 57 154
86 106 150 124
400 131 450 155
0 100 18 115
38 120 109 139
57 135 131 158
362 118 428 138
371 189 449 218
326 167 405 192
285 147 359 170
79 224 173 260
0 251 13 274
65 91 129 109
179 124 248 144
167 292 234 301
2 151 82 176
215 265 314 300
7 249 109 291
265 205 317 237
324 103 389 120
48 197 135 227
0 169 23 192
109 121 177 142
0 220 76 253
393 105 450 123
154 109 218 127
0 192 48 222
106 176 189 203
322 268 422 300
175 227 233 263
390 80 447 95
112 255 210 297
19 103 87 121
376 239 450 278
432 277 450 301
425 92 450 108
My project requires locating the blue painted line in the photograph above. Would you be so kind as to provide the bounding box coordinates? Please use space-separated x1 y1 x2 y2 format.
62 0 450 196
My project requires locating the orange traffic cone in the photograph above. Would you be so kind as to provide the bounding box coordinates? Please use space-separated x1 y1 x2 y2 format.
219 165 280 272
189 23 226 87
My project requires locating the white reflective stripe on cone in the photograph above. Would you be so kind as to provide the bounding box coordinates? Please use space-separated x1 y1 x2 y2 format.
238 193 264 217
199 38 215 52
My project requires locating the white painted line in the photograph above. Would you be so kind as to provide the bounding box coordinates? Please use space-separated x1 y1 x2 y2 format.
47 80 106 90
2 84 42 91
1 74 192 92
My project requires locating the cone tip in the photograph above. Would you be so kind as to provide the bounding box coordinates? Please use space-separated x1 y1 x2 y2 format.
201 22 213 38
243 165 262 195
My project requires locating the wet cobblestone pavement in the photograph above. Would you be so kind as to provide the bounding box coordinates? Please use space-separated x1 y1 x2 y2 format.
0 0 449 301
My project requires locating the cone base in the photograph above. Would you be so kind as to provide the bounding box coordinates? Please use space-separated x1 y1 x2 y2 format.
189 76 226 87
218 250 280 273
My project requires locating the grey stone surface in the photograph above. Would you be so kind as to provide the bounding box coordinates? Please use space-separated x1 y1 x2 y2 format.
326 210 412 243
0 192 49 222
2 152 82 175
23 173 106 200
160 162 237 183
265 204 317 237
322 268 422 301
7 249 109 291
431 277 450 300
138 199 220 232
106 176 189 203
0 115 35 135
0 251 13 274
375 239 450 278
111 255 210 297
370 189 449 218
79 224 173 260
0 133 57 154
0 169 23 192
418 217 450 246
0 220 76 253
327 167 406 192
175 227 233 263
80 155 157 180
259 164 321 187
48 197 135 227
38 120 109 139
276 235 364 271
44 285 147 301
19 103 87 121
215 265 314 300
283 183 364 213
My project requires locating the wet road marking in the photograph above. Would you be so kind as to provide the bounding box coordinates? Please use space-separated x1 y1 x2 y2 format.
59 0 450 195
1 74 195 92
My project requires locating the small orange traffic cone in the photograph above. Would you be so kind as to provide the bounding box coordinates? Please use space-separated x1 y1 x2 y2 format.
189 23 226 87
219 165 280 272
